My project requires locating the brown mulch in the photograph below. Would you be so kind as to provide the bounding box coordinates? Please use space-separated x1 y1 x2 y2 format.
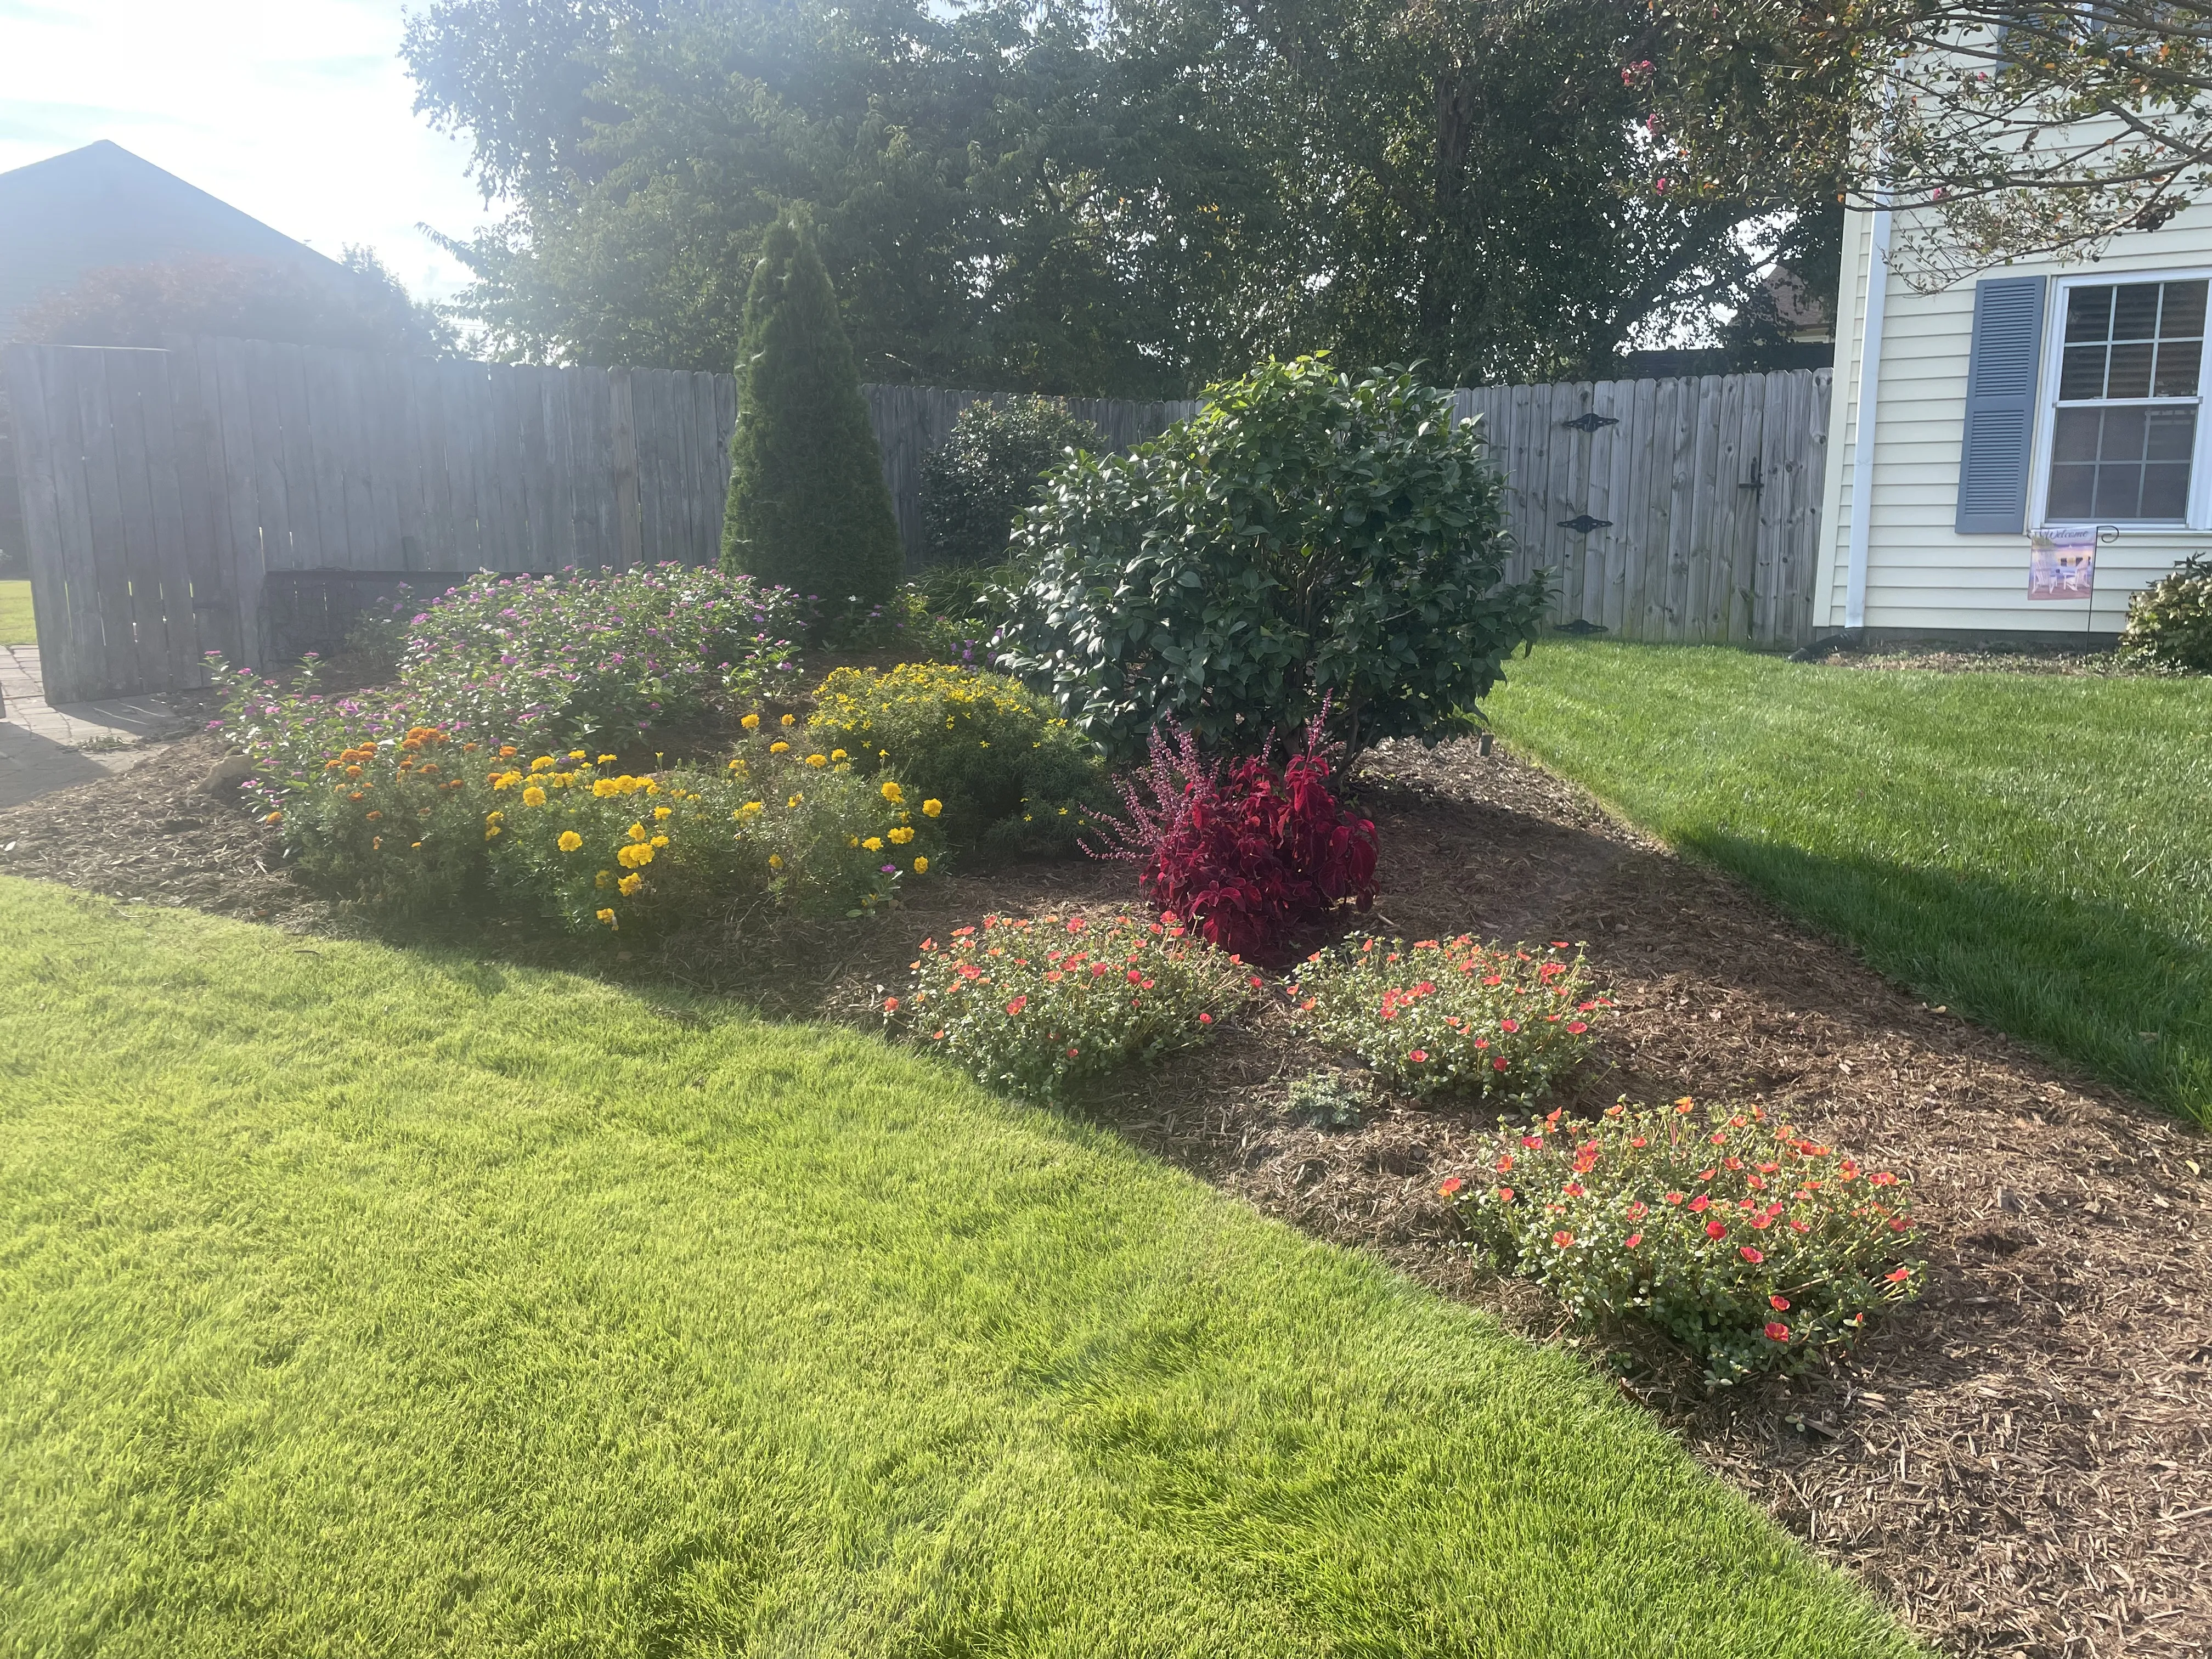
1 730 2207 1657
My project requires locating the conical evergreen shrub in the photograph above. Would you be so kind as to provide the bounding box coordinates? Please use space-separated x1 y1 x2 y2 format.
720 209 903 614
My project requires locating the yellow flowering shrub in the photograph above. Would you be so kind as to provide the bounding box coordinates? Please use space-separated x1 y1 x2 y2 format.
808 663 1102 855
490 729 945 932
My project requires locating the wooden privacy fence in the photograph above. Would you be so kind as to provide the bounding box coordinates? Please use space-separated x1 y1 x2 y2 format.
1 337 736 703
0 338 1827 703
1456 368 1830 647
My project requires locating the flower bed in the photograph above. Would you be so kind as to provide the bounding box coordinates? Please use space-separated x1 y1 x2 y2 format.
1443 1097 1923 1385
1286 935 1604 1099
891 912 1245 1098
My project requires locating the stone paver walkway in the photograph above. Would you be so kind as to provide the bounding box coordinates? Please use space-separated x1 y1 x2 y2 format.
0 645 178 811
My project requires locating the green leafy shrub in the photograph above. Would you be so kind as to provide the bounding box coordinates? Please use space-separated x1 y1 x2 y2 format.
721 208 904 618
921 397 1099 568
891 911 1245 1099
809 662 1103 854
1287 935 1605 1099
323 565 810 745
1000 358 1551 765
2120 553 2212 673
1442 1098 1925 1386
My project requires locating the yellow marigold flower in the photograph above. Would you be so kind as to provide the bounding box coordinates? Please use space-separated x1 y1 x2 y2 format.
769 741 789 754
804 754 827 768
557 830 583 852
628 822 648 842
596 907 617 927
863 837 884 853
922 798 943 816
653 805 672 820
484 827 501 840
522 785 546 806
591 778 619 798
831 749 847 761
568 751 587 761
768 853 783 868
912 856 929 874
880 781 904 804
735 800 764 819
650 835 669 848
598 754 618 764
780 713 795 726
787 793 803 808
531 756 555 771
888 826 914 844
741 713 761 730
485 810 504 825
618 873 644 897
644 780 659 794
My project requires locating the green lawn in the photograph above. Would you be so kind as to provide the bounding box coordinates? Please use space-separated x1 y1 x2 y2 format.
0 880 1908 1657
1487 640 2212 1125
0 580 31 646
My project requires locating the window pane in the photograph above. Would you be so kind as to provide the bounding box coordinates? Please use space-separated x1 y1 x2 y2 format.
2066 285 2114 342
2060 345 2107 399
2143 462 2193 520
2094 464 2143 519
2106 341 2155 398
2162 280 2209 338
2102 405 2150 458
2049 465 2098 517
2052 408 2104 463
2113 283 2163 340
2148 405 2197 461
2154 338 2204 397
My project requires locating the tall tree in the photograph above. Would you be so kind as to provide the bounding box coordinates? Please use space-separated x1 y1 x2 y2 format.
722 208 904 611
1644 0 2212 284
406 0 1801 387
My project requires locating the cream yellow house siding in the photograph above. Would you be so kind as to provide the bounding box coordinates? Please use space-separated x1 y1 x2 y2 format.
1818 200 2212 636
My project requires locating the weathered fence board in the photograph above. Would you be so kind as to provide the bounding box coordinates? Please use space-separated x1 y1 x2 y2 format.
1457 368 1829 648
2 340 1827 703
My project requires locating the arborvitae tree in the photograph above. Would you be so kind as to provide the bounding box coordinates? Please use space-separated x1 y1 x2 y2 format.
720 210 902 613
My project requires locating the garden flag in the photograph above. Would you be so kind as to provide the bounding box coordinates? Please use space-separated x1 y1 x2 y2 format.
2028 526 2096 600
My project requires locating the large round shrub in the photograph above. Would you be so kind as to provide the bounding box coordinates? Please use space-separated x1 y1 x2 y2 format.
921 396 1101 568
2120 553 2212 672
998 358 1549 765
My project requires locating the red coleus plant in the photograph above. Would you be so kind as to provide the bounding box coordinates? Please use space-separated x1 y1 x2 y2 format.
1086 709 1378 957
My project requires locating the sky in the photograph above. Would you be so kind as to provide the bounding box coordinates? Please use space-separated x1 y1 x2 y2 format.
0 0 496 304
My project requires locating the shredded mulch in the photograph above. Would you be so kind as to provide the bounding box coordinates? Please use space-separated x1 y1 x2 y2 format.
1809 642 2178 679
0 729 2206 1658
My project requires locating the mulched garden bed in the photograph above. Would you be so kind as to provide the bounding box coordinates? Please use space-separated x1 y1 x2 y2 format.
1 729 2206 1658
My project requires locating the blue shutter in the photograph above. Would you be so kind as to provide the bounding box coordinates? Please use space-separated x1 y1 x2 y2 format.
1955 275 2048 533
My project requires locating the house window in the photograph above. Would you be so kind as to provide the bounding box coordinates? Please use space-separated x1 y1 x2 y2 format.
2046 278 2207 522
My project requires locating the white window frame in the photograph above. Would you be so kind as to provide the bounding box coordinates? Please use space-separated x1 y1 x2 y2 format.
2029 266 2212 532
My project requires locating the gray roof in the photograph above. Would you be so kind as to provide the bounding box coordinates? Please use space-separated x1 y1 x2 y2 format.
0 140 350 339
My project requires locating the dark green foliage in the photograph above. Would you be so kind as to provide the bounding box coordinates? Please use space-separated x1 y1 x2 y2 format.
921 397 1101 568
720 210 904 617
404 0 1801 389
2120 554 2212 673
1000 358 1550 767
